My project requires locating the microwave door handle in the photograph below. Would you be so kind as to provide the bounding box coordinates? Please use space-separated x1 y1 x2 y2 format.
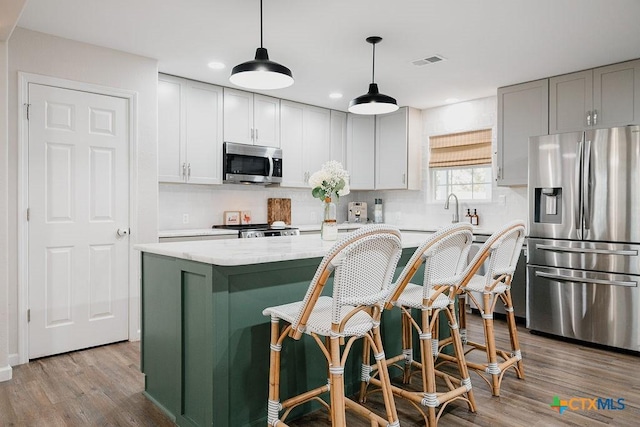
268 156 274 178
582 139 592 231
574 140 583 237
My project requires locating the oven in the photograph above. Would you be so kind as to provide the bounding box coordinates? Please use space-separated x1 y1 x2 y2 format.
213 223 299 238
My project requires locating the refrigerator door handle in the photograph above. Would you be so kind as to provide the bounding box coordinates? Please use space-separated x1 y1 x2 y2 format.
583 139 592 231
535 244 638 256
535 271 637 287
574 140 583 237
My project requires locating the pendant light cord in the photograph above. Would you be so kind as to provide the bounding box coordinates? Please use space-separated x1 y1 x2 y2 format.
371 42 376 83
259 0 264 48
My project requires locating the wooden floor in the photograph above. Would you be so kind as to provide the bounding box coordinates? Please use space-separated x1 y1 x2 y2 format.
1 314 638 426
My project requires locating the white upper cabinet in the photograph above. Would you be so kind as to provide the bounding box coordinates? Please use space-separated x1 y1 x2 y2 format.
330 110 347 166
497 79 549 186
158 74 223 184
375 107 421 190
550 59 640 133
223 87 280 146
280 100 331 188
346 114 375 190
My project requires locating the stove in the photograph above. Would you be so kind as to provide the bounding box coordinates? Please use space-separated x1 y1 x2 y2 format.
212 223 300 238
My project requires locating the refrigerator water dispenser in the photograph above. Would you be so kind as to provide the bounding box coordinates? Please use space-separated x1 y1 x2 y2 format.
534 187 562 224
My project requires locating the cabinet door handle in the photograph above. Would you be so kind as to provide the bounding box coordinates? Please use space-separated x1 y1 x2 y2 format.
593 109 598 125
182 162 186 180
255 128 259 141
402 173 405 184
188 163 191 179
586 111 592 126
251 128 254 141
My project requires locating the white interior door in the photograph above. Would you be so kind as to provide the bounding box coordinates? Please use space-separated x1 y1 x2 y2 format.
28 83 130 359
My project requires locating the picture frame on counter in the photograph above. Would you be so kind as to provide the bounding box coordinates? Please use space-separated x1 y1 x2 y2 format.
224 211 240 225
241 210 252 224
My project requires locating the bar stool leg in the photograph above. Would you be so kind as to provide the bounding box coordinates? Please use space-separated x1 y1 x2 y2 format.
446 300 477 412
267 317 282 426
371 324 400 426
329 335 346 426
402 310 414 384
359 333 372 403
419 308 437 427
481 291 501 396
458 294 468 345
503 289 525 379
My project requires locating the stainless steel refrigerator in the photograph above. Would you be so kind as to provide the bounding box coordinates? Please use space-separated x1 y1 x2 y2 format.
527 125 640 351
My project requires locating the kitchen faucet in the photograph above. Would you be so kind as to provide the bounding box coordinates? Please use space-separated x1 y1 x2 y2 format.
444 193 459 223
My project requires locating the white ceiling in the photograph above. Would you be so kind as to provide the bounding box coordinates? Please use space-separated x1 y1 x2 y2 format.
16 0 640 111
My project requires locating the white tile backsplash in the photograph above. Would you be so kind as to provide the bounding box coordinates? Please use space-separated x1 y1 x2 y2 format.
159 95 528 233
158 183 354 230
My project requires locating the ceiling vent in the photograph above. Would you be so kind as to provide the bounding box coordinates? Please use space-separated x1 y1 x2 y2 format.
411 55 446 66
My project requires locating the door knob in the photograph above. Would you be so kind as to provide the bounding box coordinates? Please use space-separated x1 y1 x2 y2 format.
116 228 130 237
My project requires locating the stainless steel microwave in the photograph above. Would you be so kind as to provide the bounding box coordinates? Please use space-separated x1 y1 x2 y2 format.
223 141 283 185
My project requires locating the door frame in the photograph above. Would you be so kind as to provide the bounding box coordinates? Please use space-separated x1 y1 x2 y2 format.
17 72 138 364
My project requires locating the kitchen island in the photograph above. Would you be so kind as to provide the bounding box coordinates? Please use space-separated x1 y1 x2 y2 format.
136 231 435 427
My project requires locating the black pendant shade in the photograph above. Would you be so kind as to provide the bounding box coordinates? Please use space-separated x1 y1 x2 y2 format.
229 0 294 90
349 36 398 115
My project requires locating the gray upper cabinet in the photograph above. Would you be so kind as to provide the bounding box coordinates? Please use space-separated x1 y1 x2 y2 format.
375 107 421 190
497 79 549 186
593 60 640 128
550 59 640 133
346 114 375 190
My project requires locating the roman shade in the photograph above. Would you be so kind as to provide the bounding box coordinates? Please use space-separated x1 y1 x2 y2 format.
429 129 492 168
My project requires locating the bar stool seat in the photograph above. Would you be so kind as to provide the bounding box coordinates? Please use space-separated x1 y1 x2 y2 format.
265 296 380 337
463 274 510 294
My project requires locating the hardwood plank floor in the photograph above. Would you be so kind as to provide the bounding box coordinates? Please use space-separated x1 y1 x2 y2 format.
0 314 638 426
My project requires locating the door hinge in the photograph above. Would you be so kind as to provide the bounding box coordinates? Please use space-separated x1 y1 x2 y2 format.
25 103 31 120
27 309 31 322
26 208 30 221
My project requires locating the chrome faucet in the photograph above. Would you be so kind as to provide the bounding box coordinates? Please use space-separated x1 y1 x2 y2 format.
444 193 459 223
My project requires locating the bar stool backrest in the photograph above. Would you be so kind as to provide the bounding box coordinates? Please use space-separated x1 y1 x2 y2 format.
462 220 526 289
387 223 473 305
291 225 402 338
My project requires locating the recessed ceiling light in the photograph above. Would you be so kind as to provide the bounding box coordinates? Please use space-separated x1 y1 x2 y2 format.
445 98 460 104
329 92 343 99
208 61 226 70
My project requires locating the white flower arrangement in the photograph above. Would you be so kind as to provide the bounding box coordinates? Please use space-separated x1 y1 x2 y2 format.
309 160 350 201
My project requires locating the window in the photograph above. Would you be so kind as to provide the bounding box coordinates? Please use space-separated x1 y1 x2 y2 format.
433 166 492 201
429 129 492 201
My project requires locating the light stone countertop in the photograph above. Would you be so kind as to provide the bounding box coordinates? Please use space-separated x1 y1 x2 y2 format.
137 231 432 266
158 223 494 238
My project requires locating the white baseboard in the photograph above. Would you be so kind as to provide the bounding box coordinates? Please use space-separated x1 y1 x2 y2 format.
8 353 20 367
0 364 12 382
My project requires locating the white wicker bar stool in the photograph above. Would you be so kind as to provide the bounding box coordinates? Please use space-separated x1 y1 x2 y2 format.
438 220 526 396
360 223 477 426
262 225 403 426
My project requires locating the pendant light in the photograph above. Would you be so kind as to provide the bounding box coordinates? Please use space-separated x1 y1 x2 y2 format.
229 0 294 90
349 36 398 115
